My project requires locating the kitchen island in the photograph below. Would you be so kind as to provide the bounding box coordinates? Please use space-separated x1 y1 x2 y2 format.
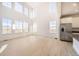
73 33 79 55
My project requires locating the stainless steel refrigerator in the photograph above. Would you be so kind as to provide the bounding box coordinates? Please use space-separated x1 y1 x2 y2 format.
60 23 72 42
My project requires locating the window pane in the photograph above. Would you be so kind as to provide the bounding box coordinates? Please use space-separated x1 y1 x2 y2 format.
2 18 12 34
13 21 23 33
32 9 37 18
15 3 23 13
49 21 56 33
50 21 56 26
23 22 28 32
13 21 19 33
29 9 37 19
2 27 8 34
2 2 12 8
29 9 33 19
18 21 23 32
12 24 16 30
24 8 29 16
2 19 8 26
33 23 37 32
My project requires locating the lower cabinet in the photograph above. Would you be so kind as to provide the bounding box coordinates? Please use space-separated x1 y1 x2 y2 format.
73 38 79 55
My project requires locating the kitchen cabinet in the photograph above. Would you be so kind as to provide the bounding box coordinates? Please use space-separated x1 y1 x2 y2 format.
61 2 79 16
73 34 79 55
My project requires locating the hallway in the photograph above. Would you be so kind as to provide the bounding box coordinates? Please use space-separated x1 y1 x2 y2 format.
0 35 77 56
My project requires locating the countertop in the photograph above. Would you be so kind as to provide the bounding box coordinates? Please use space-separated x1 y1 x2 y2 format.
72 33 79 41
72 28 79 41
72 28 79 33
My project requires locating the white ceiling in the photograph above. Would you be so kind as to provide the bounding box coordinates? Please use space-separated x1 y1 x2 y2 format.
26 2 41 8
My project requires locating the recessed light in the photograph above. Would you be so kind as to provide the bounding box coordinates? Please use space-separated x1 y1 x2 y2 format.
73 3 77 7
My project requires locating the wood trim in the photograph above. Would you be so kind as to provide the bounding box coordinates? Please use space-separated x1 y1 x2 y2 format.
60 13 79 19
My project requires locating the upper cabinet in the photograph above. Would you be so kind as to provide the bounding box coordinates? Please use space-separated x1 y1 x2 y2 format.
61 2 79 16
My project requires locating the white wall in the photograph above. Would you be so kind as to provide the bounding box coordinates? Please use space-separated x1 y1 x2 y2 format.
30 2 60 39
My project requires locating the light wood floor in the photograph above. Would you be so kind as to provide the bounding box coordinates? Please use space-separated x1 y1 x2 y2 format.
0 35 78 56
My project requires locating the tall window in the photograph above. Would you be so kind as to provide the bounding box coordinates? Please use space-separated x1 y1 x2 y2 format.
24 8 29 16
2 18 12 34
2 2 12 8
23 22 28 32
49 21 57 33
33 23 37 32
15 3 23 13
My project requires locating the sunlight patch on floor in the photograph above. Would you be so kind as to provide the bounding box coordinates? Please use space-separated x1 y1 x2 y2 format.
0 44 8 54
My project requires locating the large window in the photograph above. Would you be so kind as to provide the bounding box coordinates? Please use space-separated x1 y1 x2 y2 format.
15 3 23 13
23 22 28 32
2 2 12 8
49 21 57 33
2 18 12 34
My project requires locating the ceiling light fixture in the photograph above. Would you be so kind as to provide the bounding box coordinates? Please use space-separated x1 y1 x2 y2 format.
73 3 77 7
